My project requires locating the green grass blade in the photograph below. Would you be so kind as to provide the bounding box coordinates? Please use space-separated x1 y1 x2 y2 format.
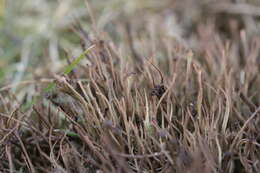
43 45 95 93
63 44 96 75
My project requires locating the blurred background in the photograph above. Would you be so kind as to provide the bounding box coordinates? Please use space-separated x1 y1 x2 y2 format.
0 0 169 84
0 0 260 89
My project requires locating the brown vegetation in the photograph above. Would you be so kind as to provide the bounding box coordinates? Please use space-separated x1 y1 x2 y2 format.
0 0 259 172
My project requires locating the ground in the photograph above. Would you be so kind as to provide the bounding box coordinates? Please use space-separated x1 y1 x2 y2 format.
0 0 259 172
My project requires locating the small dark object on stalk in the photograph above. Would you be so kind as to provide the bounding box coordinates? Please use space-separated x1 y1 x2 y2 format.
149 61 166 99
151 84 166 99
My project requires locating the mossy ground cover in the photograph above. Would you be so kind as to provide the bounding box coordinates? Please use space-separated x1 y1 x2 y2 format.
0 0 259 172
